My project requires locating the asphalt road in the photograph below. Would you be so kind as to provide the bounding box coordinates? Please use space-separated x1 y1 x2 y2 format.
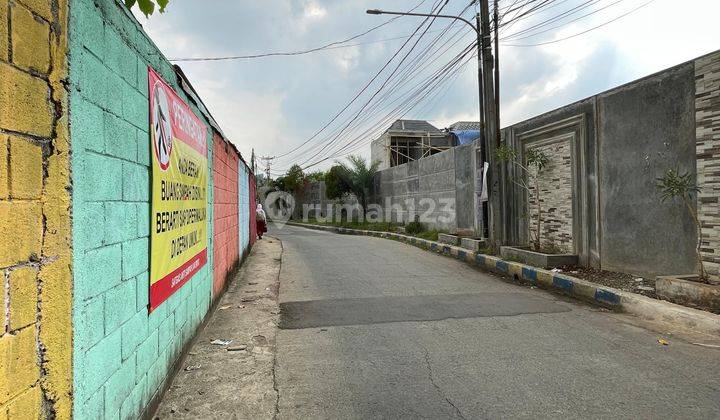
272 225 720 419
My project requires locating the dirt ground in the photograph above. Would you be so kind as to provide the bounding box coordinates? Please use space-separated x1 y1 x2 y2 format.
153 237 282 419
558 265 720 314
557 265 657 298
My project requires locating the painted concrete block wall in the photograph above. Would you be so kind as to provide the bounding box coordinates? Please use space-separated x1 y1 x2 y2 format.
695 51 720 281
250 176 258 244
212 132 239 297
239 162 250 254
0 0 73 417
68 0 214 418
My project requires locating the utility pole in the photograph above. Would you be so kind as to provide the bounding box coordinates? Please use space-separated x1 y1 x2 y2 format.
493 0 503 247
365 5 502 244
493 0 500 145
251 148 256 178
259 155 273 185
475 11 487 238
479 0 501 247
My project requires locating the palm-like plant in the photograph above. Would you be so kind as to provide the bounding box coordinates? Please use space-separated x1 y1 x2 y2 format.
496 144 549 251
337 155 380 212
657 168 706 281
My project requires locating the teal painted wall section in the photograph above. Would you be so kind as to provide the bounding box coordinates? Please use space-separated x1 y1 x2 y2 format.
239 162 250 256
69 0 214 418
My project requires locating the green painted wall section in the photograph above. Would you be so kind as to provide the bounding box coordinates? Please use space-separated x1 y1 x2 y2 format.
69 0 214 418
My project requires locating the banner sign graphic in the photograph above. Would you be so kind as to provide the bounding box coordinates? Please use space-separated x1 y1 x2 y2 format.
149 67 208 311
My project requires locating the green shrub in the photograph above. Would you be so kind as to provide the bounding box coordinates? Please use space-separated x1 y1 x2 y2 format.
405 221 426 235
416 230 439 241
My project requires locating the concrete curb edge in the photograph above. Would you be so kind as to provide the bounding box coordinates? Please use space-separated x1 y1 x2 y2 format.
286 222 720 337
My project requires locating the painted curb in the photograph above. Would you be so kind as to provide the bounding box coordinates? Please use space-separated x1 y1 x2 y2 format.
285 222 720 337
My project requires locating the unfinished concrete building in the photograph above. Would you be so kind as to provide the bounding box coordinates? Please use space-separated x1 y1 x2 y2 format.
371 120 455 170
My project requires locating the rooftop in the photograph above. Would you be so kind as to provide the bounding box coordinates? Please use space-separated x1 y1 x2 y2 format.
448 121 481 131
386 119 441 133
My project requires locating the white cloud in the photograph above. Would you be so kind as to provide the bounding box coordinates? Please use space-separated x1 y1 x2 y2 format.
196 78 287 160
132 0 720 170
304 2 327 20
333 46 361 74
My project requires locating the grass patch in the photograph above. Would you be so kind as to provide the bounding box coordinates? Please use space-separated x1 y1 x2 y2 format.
478 246 498 256
415 230 440 241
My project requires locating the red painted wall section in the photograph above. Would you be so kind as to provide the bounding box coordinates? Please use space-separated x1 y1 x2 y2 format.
212 132 240 297
249 176 257 245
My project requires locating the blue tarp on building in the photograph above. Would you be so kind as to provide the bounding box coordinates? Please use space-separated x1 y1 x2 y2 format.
450 130 481 145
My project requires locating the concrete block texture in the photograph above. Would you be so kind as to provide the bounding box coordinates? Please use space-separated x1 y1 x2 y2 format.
0 62 54 137
7 267 39 331
0 327 39 404
10 2 51 73
213 132 240 297
372 146 460 231
0 201 42 266
0 4 7 61
67 1 237 418
0 4 74 409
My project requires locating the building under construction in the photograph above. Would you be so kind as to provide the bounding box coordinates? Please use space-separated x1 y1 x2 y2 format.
371 119 480 170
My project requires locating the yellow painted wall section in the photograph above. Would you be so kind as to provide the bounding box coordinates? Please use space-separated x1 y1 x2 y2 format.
0 0 72 418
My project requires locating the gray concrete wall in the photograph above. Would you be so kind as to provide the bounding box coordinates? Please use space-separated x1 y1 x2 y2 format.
295 51 718 280
597 62 697 277
501 58 701 278
371 136 390 170
372 148 459 231
502 98 597 265
453 142 475 231
292 180 359 221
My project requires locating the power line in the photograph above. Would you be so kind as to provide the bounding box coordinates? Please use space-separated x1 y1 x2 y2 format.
273 0 661 172
502 0 605 39
274 3 476 167
269 0 448 161
274 43 477 172
503 0 657 46
273 0 457 166
299 44 478 169
294 1 454 167
291 2 470 168
504 0 627 41
169 0 428 62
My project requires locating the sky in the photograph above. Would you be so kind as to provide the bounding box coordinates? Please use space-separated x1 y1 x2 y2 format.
133 0 720 174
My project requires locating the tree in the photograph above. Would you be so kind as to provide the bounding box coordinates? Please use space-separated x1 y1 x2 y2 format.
337 155 380 211
656 168 707 282
305 171 326 183
125 0 169 16
272 176 287 191
283 164 305 193
325 165 352 200
496 144 549 251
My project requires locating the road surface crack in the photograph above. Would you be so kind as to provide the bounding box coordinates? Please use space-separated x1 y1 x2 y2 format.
422 347 466 420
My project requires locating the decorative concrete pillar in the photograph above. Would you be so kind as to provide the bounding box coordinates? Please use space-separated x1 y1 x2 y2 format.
695 51 720 281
